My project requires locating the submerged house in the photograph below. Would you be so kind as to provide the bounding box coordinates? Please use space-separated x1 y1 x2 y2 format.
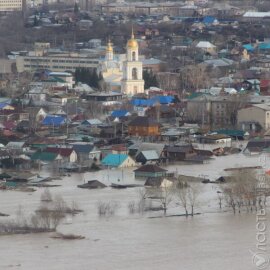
135 150 159 164
243 139 270 155
45 147 78 163
101 153 136 168
144 177 174 188
31 151 62 162
77 180 107 189
134 164 167 178
72 143 101 162
165 144 195 161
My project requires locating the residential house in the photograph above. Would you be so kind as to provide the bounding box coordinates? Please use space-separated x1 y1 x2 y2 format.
111 110 131 119
78 180 106 189
195 41 216 54
25 107 47 123
166 145 196 161
144 177 174 188
6 141 27 152
45 147 78 163
243 139 270 155
128 116 160 136
42 115 67 127
80 119 102 127
135 150 159 164
128 142 165 159
72 143 101 162
101 153 136 168
31 151 62 162
199 134 232 144
134 164 167 178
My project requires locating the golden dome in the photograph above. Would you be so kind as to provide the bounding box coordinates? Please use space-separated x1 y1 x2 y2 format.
106 39 113 52
127 29 138 49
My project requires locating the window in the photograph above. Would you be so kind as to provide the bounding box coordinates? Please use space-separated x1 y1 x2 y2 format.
132 68 138 80
132 51 136 61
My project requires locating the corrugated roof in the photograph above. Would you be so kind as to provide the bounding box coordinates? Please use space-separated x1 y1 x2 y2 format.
42 115 66 126
101 154 128 167
72 144 95 154
111 110 130 118
31 151 58 161
140 150 159 160
46 147 74 157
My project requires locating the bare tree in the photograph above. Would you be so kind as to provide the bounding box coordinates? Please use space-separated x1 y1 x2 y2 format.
146 182 175 216
187 185 199 216
221 169 264 214
176 186 189 217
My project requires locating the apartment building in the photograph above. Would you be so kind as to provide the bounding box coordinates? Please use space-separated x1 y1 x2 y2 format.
16 43 102 73
0 0 25 12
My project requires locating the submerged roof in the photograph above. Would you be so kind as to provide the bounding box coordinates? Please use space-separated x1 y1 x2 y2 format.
134 164 167 173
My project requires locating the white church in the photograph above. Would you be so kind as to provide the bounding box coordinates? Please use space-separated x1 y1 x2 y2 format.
100 30 145 96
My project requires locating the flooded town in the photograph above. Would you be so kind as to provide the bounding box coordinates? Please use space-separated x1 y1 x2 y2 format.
0 0 270 269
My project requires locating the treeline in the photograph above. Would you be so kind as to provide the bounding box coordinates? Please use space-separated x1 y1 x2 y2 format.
74 68 103 89
143 70 159 89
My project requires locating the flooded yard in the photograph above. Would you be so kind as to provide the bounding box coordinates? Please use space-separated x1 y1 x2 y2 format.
0 153 268 270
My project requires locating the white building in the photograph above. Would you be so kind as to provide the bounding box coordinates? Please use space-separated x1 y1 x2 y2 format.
99 39 123 91
121 30 144 96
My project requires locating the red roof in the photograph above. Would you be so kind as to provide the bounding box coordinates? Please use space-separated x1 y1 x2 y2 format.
111 144 127 152
260 80 270 88
3 121 15 130
46 147 74 157
72 114 85 121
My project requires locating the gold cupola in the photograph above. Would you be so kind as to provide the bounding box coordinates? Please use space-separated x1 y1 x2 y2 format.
127 28 138 49
106 38 113 52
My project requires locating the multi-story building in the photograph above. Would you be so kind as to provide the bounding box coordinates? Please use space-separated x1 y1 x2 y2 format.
0 0 25 12
16 43 101 73
186 94 247 128
101 2 187 16
238 104 270 132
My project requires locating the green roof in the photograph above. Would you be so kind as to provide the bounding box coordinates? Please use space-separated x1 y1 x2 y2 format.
31 151 58 161
30 144 57 150
214 129 245 137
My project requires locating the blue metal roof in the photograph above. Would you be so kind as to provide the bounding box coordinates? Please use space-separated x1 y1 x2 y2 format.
203 16 216 24
111 110 129 118
101 154 128 167
0 103 11 109
131 99 156 107
243 44 254 52
131 96 174 107
42 115 66 126
154 95 174 104
259 43 270 50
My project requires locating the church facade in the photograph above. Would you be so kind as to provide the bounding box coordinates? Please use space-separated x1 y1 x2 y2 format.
99 30 145 95
121 30 145 96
